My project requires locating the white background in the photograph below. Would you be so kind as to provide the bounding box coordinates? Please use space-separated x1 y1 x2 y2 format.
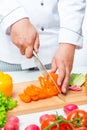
73 4 87 67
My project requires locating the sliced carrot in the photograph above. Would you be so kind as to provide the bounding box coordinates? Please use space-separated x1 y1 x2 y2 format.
24 85 41 96
31 95 39 101
50 72 58 83
19 72 60 103
19 93 31 103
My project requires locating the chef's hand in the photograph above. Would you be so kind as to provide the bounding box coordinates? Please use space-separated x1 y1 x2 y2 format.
10 18 40 58
50 43 76 94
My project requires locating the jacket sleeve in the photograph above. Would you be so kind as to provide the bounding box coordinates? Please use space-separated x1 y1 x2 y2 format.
58 0 86 48
0 0 28 34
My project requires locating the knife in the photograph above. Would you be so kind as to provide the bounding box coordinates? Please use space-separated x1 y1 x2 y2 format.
33 50 65 102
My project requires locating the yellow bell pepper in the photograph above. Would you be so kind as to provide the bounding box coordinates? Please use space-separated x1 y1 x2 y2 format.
0 72 13 97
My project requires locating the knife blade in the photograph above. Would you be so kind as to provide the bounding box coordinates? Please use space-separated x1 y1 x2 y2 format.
33 50 65 102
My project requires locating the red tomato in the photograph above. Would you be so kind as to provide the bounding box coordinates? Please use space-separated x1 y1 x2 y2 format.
41 119 57 130
74 127 87 130
40 114 57 130
40 113 67 130
67 109 87 127
58 122 73 130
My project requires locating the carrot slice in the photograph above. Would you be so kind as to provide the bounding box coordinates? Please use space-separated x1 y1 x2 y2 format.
19 93 31 103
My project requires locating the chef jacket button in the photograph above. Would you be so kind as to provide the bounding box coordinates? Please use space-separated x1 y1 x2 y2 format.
41 27 44 31
41 2 44 6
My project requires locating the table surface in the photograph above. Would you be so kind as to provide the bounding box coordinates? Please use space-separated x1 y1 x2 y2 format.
4 66 87 130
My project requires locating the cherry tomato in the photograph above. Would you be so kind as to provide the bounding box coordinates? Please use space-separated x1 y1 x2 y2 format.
58 122 73 130
74 127 87 130
67 109 87 127
40 114 57 130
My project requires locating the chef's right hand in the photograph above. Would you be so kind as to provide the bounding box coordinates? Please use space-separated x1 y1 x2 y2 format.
10 18 40 58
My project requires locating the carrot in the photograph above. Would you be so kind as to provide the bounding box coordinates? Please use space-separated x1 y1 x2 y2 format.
24 85 41 96
19 93 31 103
19 72 60 102
50 72 58 83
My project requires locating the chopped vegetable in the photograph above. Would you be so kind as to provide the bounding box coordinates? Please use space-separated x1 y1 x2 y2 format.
69 85 82 91
0 71 13 97
69 73 85 87
19 73 60 103
63 104 78 115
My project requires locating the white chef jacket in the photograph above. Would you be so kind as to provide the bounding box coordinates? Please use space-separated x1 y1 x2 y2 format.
0 0 86 69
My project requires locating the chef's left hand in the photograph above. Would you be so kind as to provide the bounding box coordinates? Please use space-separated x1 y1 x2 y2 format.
50 43 76 94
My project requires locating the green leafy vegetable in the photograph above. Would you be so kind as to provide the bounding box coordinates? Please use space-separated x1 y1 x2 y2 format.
69 73 85 87
5 97 17 110
0 92 17 128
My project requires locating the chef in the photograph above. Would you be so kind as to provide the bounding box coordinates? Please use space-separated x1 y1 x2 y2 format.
0 0 86 94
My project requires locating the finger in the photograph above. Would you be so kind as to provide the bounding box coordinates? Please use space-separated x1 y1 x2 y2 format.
20 46 26 55
17 38 28 55
61 68 70 94
34 34 40 53
57 64 66 86
25 46 33 58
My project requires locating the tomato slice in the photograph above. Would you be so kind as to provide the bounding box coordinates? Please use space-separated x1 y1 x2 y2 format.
67 109 87 127
58 122 73 130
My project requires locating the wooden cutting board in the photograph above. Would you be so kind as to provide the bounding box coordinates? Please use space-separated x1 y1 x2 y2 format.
7 80 87 116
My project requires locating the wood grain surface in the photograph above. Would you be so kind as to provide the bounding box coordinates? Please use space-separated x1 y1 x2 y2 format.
7 81 87 116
